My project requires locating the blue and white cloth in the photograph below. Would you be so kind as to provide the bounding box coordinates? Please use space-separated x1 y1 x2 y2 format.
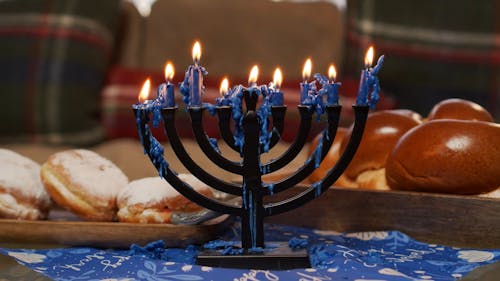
2 223 499 281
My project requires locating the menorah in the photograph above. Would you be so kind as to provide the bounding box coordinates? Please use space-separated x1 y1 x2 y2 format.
133 42 383 269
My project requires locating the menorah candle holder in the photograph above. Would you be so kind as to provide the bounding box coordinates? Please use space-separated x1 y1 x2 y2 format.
134 84 369 269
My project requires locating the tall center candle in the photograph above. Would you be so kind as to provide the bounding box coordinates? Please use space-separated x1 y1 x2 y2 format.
190 42 203 106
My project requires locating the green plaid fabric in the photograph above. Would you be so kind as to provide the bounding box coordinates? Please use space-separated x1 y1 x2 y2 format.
344 0 499 120
0 0 119 145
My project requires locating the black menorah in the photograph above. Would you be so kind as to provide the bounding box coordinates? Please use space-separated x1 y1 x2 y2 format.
134 83 369 268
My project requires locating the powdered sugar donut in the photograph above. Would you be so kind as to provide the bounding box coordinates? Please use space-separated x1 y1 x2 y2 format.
117 174 213 223
41 149 128 221
0 149 51 220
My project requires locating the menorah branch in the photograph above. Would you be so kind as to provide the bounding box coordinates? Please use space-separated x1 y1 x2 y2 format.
162 108 242 196
264 105 369 216
259 106 314 174
189 108 243 174
135 108 240 214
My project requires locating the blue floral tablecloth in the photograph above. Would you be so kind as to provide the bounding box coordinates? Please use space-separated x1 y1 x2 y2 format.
2 223 499 281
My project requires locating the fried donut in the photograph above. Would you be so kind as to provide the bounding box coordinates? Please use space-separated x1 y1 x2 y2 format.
41 149 128 221
0 149 51 220
117 174 214 223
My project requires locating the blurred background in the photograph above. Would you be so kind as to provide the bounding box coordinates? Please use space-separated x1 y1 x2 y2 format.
0 0 498 145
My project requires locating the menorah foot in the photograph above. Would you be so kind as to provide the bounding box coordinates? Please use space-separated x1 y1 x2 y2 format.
196 242 310 270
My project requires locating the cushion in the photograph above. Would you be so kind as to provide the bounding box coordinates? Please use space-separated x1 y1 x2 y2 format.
0 0 120 145
344 0 499 120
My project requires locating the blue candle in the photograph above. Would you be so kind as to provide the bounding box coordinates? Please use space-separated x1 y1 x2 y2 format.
132 79 152 109
215 77 232 106
300 58 312 104
269 67 284 106
247 65 260 96
180 41 207 107
326 64 340 105
356 46 374 105
164 62 175 107
356 46 385 107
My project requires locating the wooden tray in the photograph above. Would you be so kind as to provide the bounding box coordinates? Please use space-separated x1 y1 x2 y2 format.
264 185 500 249
0 213 231 249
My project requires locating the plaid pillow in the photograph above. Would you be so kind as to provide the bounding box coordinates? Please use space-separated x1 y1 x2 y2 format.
344 0 499 120
0 0 119 145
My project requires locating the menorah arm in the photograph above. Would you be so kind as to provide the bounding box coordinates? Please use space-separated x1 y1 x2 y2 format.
264 105 369 216
189 108 243 174
262 106 341 194
259 106 314 174
162 108 243 196
135 108 241 214
265 106 287 151
216 106 240 151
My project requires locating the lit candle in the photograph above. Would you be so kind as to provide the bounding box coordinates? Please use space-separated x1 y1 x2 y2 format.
179 41 208 107
133 78 152 109
356 46 385 108
247 65 260 96
216 77 232 106
300 58 312 104
164 62 175 107
326 64 340 105
356 46 374 105
269 67 284 106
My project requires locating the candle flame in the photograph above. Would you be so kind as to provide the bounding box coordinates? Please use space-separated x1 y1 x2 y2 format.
192 41 201 63
164 62 174 81
364 46 374 67
302 58 312 81
248 65 259 84
273 67 283 89
138 79 151 103
328 64 337 81
220 77 229 96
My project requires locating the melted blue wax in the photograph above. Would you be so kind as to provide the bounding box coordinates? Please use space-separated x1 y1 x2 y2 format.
208 137 220 153
148 132 168 178
357 55 385 108
314 73 340 106
231 86 244 152
179 64 209 108
302 79 325 121
129 240 199 264
204 102 217 116
257 89 272 153
152 103 162 128
314 133 324 169
313 181 322 198
267 183 274 195
203 240 237 249
288 237 308 249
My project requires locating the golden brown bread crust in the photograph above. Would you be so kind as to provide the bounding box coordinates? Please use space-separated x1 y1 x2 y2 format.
428 98 493 122
342 110 422 180
386 120 500 194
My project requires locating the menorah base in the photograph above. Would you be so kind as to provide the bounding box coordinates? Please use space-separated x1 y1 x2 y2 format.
196 242 310 270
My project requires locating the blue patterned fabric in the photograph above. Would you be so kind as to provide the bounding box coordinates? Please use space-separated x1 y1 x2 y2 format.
2 223 499 281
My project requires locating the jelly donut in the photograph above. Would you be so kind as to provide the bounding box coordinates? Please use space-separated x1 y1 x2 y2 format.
0 149 51 220
41 149 128 221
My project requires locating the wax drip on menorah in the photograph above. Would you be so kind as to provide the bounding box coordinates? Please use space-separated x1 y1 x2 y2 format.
133 41 384 269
